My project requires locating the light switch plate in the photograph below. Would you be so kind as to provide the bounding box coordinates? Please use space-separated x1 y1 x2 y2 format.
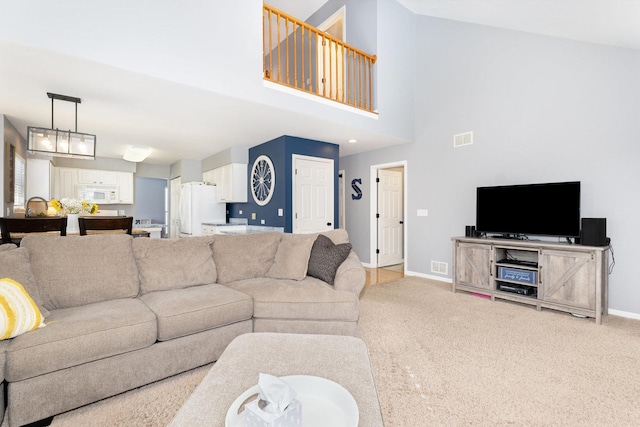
278 208 283 216
251 213 256 220
417 209 429 217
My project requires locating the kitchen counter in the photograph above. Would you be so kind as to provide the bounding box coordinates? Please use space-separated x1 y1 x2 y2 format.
200 224 284 235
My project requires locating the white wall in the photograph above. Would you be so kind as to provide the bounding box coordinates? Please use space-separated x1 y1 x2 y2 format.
341 14 640 316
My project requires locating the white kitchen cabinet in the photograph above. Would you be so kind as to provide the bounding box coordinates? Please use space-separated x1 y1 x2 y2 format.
202 169 218 185
26 158 53 200
201 224 219 236
55 167 78 199
202 163 247 202
77 169 118 185
215 163 247 203
117 172 134 204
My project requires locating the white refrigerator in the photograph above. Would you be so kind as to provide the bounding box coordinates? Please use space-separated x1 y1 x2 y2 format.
178 182 226 237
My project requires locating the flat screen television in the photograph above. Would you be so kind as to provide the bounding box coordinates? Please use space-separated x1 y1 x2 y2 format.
476 181 581 238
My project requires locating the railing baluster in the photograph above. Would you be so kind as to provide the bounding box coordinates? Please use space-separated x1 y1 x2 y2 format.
308 29 312 91
301 26 305 89
368 57 373 111
268 9 273 79
293 21 297 88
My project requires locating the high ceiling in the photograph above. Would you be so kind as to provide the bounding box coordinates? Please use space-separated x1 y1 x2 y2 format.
396 0 640 51
1 1 638 165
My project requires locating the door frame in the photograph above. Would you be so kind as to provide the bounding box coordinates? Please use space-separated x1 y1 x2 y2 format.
370 161 407 269
338 169 345 229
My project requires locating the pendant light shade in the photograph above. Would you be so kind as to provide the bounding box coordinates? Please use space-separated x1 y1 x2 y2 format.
27 127 96 159
27 92 96 160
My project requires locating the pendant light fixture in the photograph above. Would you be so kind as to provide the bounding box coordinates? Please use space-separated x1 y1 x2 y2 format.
27 92 96 160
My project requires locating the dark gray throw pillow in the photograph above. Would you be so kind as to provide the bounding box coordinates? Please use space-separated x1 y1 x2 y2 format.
307 234 352 285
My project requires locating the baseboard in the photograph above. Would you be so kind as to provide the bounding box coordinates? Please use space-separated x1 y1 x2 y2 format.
405 270 452 283
608 309 640 320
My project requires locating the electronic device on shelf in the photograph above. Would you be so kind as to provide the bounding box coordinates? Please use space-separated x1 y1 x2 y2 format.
476 181 580 239
498 283 537 296
497 259 538 267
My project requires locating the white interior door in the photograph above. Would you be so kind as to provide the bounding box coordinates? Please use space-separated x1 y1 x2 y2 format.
293 155 334 233
377 169 404 267
169 176 181 238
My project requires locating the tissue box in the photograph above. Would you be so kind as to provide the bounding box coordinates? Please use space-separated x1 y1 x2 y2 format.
244 398 301 427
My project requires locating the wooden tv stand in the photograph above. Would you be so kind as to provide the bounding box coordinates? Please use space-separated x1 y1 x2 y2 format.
452 237 609 324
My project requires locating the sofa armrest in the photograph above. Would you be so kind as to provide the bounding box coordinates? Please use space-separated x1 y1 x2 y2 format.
333 251 366 296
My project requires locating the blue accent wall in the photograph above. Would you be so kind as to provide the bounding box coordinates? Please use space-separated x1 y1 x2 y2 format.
228 135 339 232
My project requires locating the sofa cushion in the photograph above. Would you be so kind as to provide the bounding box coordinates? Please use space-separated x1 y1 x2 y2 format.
0 278 46 340
212 233 281 284
5 298 157 382
307 234 352 285
320 228 350 245
225 276 359 322
266 233 316 280
133 236 216 294
0 246 50 318
139 284 253 341
20 234 139 310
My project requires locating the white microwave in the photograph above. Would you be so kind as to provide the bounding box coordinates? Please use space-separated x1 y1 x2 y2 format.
76 185 118 204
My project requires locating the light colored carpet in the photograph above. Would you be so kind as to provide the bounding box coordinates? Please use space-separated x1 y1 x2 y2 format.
8 277 640 426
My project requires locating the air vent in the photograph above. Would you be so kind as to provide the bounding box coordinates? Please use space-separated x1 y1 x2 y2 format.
431 260 448 275
453 131 473 148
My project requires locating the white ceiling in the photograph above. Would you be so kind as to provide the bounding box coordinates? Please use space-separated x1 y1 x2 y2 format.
398 0 640 51
1 1 639 165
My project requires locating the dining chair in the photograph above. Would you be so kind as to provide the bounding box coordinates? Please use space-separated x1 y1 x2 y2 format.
0 217 68 244
78 216 134 235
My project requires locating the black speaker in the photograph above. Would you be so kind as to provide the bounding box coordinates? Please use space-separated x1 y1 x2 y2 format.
580 218 607 246
465 225 476 237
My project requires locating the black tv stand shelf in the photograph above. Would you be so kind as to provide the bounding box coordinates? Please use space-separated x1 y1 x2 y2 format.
452 236 609 324
496 259 538 268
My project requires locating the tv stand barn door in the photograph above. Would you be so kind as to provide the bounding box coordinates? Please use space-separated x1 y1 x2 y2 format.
454 242 492 291
452 237 609 324
540 250 598 312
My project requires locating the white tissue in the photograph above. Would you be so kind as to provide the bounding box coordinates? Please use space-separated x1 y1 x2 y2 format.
257 373 296 414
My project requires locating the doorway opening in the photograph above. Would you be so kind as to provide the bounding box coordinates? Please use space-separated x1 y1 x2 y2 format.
370 161 407 271
317 6 346 102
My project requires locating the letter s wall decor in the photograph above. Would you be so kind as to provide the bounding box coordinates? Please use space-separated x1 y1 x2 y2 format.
351 178 362 200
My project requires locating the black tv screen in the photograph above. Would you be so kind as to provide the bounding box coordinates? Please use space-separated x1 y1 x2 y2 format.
476 181 581 238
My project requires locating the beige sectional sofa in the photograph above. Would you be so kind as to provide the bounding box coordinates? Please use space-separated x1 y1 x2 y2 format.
0 229 365 427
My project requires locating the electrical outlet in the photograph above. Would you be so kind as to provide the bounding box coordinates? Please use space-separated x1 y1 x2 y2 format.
239 210 243 215
417 209 428 217
251 213 256 220
278 208 283 217
261 219 265 225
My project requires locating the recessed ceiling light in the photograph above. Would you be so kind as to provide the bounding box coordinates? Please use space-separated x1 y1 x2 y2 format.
123 145 152 162
348 139 357 144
